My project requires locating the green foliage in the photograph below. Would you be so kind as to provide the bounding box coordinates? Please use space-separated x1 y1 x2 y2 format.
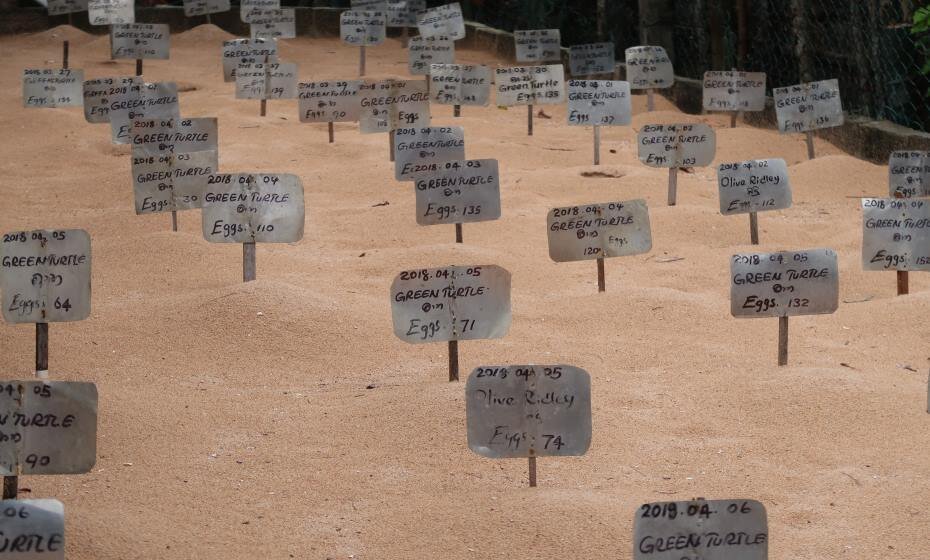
911 7 930 92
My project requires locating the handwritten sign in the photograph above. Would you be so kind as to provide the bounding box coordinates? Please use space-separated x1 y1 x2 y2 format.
183 0 229 17
240 0 277 22
514 29 562 63
0 500 65 559
888 151 930 199
341 10 386 46
22 69 84 108
547 200 651 262
202 174 304 243
222 38 277 82
235 62 297 99
633 500 768 560
82 77 133 123
429 64 490 106
408 35 454 75
48 0 87 15
495 65 565 106
718 158 791 215
570 42 615 76
1 229 91 324
417 2 465 41
131 117 216 154
111 23 169 60
861 198 930 271
625 46 673 90
88 0 133 25
359 79 430 133
298 80 362 123
393 126 465 181
703 71 766 112
567 80 631 126
387 0 425 27
730 248 839 317
773 79 844 133
0 381 97 475
637 124 716 168
109 80 179 144
250 9 295 40
390 265 511 344
415 159 500 226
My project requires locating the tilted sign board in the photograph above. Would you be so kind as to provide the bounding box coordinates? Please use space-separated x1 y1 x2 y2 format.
567 80 632 126
429 64 491 107
23 69 84 108
773 79 844 133
82 76 134 123
625 46 674 90
0 381 97 475
221 38 277 82
569 42 615 76
408 36 454 76
638 123 716 168
183 0 229 17
235 62 297 99
298 81 363 123
547 200 652 262
717 158 792 215
466 365 591 459
633 500 768 560
417 2 465 41
888 151 930 199
514 29 562 63
0 229 91 324
415 159 500 226
0 499 65 560
109 80 180 144
387 0 425 27
48 0 87 15
702 71 766 112
359 80 430 133
88 0 133 25
350 0 386 7
250 9 296 40
393 126 465 181
111 23 169 59
390 265 511 344
862 198 930 271
202 174 305 244
240 0 278 22
340 11 386 46
730 248 839 318
495 65 565 106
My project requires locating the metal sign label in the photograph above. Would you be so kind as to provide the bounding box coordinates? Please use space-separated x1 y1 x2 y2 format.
82 77 133 123
110 23 169 60
1 229 91 324
108 80 180 145
235 62 297 99
408 35 455 76
773 78 844 133
250 8 296 40
862 198 930 271
637 123 716 168
466 365 591 459
495 65 565 106
22 69 84 109
717 158 791 215
390 265 511 344
703 71 766 112
130 117 218 154
359 80 430 133
386 0 425 27
48 0 87 15
240 0 278 22
625 46 674 90
88 0 133 25
298 80 362 123
351 0 386 7
222 38 277 82
514 29 562 63
202 174 305 244
730 248 839 318
132 150 217 214
429 64 490 106
0 499 65 559
415 159 500 226
567 80 631 126
341 11 386 46
417 2 465 41
888 151 930 199
633 500 768 560
0 381 97 476
547 200 652 262
182 0 229 17
393 126 465 181
569 42 615 76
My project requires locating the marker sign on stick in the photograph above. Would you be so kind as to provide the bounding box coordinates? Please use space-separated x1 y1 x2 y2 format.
430 64 490 106
109 80 180 144
250 9 296 40
202 174 305 243
111 23 170 60
82 77 134 123
703 71 766 112
862 198 930 271
718 159 791 215
415 159 500 226
633 499 768 560
417 2 465 40
567 80 631 126
390 265 511 344
0 381 97 475
730 248 838 317
547 200 652 262
514 29 562 63
773 79 844 133
48 0 87 15
466 365 591 458
393 126 465 181
341 10 386 46
625 46 674 90
570 42 615 76
638 124 715 168
88 0 133 25
298 81 362 123
888 151 930 199
408 36 454 75
23 69 84 108
359 80 430 133
495 65 565 106
236 62 297 99
240 0 278 22
387 0 425 27
0 499 65 559
183 0 229 17
0 229 91 324
222 38 277 82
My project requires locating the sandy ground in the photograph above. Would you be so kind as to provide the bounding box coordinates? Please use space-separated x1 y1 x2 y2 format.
1 24 929 560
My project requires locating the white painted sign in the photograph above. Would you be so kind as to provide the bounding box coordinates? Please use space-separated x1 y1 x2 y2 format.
240 0 278 22
88 0 133 25
235 62 297 99
387 0 425 27
359 79 430 133
495 65 565 106
48 0 87 15
417 2 465 41
111 23 169 60
82 76 134 123
547 200 652 262
637 123 716 168
703 71 766 112
415 159 501 226
298 80 362 123
514 29 562 63
862 198 930 271
202 174 305 243
250 8 296 40
570 42 615 76
341 10 386 46
108 80 180 144
717 158 791 215
131 117 217 154
0 499 65 560
408 35 454 75
773 79 844 133
567 80 631 126
22 69 84 108
430 64 490 106
182 0 229 17
888 151 930 199
730 248 839 317
221 38 277 82
393 126 465 181
624 45 674 89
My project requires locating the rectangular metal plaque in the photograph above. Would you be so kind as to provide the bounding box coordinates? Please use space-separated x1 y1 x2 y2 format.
222 38 277 82
110 23 169 59
202 174 305 244
182 0 229 16
429 64 490 106
130 117 217 154
298 80 362 123
625 46 674 89
773 78 844 133
417 2 465 40
250 8 295 40
341 11 386 46
730 248 839 318
393 126 465 181
0 499 65 559
569 42 615 76
495 65 565 106
717 158 791 215
109 80 180 144
1 229 91 324
862 198 930 271
132 149 216 214
359 79 430 133
888 151 930 199
415 159 500 226
637 123 716 168
702 71 766 112
48 0 87 15
22 69 84 108
240 0 278 22
82 77 133 123
567 80 631 126
514 29 562 63
547 200 652 262
386 0 424 27
235 62 297 99
88 0 133 25
408 35 454 75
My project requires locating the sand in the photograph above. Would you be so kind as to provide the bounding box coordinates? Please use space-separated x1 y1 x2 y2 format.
1 24 928 560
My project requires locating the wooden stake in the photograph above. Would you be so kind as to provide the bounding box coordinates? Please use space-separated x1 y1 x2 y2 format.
328 122 335 143
389 130 395 162
36 322 49 377
171 211 178 232
527 104 534 136
730 112 737 128
454 105 461 117
243 242 256 282
62 40 69 70
667 167 678 206
528 455 537 487
260 54 270 117
805 131 815 160
455 223 463 244
593 125 601 165
778 316 789 366
2 477 16 499
401 27 409 48
135 58 142 77
596 257 605 292
647 89 655 112
359 46 366 77
448 340 459 382
206 13 212 25
897 271 909 296
749 212 759 245
67 12 73 26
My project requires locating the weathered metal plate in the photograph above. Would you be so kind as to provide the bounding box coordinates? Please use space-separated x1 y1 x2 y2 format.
108 80 180 144
415 159 500 226
22 69 84 108
569 42 615 76
298 80 362 123
393 126 465 181
82 76 133 123
633 499 768 560
386 0 424 27
341 10 386 46
637 123 716 168
221 38 277 82
250 8 296 40
514 29 561 63
703 71 766 112
110 23 169 60
351 0 386 7
466 365 591 459
862 198 930 271
235 62 297 99
429 64 490 106
567 80 631 126
48 0 87 15
495 65 565 106
417 2 465 40
730 248 839 318
408 35 454 75
773 78 844 133
0 381 97 476
625 46 674 90
547 199 652 262
888 151 930 199
240 0 278 22
88 0 133 25
359 79 430 133
182 0 229 16
132 149 217 213
390 265 511 344
1 229 91 324
717 158 791 215
130 117 217 155
0 499 65 559
202 174 305 244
